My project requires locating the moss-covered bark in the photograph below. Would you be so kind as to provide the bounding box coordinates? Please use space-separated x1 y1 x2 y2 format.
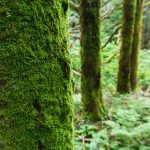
0 1 74 149
130 0 145 92
117 0 137 93
80 0 106 120
142 0 150 49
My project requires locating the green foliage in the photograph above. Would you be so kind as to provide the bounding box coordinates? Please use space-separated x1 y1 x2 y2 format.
74 95 150 149
69 1 150 149
139 50 150 87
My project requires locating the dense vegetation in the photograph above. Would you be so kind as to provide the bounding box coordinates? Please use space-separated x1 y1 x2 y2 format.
0 0 149 149
70 0 150 149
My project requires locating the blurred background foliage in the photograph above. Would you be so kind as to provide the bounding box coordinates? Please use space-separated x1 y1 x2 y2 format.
69 0 150 149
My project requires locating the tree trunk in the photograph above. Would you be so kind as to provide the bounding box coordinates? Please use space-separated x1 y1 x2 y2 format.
80 0 106 120
142 2 150 49
0 1 74 149
130 0 145 92
117 0 137 93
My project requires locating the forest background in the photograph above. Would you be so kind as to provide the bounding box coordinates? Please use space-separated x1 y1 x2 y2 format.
70 0 150 149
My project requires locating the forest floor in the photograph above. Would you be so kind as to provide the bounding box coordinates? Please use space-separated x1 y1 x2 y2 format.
74 93 150 150
72 50 150 150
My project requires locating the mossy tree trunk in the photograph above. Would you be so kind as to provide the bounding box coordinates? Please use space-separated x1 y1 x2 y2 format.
117 0 137 93
142 1 150 49
0 1 74 149
80 0 106 120
130 0 145 92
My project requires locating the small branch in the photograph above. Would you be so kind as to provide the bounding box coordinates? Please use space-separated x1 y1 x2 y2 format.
101 0 111 7
103 52 119 65
144 2 150 7
73 70 81 76
70 25 80 31
70 34 80 39
81 136 85 150
70 1 80 13
101 4 122 21
101 25 121 49
69 30 80 34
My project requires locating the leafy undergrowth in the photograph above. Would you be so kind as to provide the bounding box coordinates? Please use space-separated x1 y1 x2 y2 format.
74 94 150 150
71 44 150 149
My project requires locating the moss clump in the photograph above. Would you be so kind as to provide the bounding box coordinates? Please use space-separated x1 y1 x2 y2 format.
80 0 106 120
0 0 74 149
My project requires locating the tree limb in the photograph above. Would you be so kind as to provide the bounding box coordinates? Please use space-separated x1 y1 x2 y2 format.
103 52 119 65
101 0 111 7
101 25 121 49
70 1 80 13
102 4 122 21
144 2 150 7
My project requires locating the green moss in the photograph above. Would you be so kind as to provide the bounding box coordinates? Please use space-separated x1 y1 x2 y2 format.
117 0 137 93
130 0 145 92
0 0 74 149
80 0 106 120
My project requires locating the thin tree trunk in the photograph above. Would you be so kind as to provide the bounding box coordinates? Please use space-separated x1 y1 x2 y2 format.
130 0 145 92
117 0 137 93
0 1 74 149
80 0 106 120
142 1 150 49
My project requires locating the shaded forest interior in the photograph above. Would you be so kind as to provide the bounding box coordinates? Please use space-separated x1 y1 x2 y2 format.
0 0 150 150
70 0 150 149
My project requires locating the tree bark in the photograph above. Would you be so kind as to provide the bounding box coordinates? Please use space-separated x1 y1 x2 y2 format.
130 0 145 92
80 0 106 120
0 1 74 149
117 0 137 93
142 1 150 49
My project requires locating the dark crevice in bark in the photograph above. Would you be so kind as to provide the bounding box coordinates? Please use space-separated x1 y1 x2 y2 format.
58 58 70 79
0 80 7 87
38 140 45 150
62 2 68 14
32 99 41 112
0 100 8 109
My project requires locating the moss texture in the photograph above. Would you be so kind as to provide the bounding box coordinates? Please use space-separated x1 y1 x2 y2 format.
130 0 145 92
80 0 106 120
117 0 137 93
0 0 74 149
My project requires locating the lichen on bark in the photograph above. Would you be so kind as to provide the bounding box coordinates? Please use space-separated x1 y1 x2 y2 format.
80 0 106 120
0 0 74 149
